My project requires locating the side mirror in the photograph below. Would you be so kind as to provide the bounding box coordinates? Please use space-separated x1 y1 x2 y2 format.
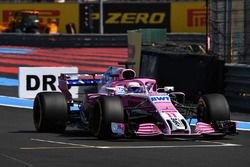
164 86 174 92
106 87 116 92
106 87 116 95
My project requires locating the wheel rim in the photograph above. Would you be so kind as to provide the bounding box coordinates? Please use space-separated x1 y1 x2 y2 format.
198 98 207 122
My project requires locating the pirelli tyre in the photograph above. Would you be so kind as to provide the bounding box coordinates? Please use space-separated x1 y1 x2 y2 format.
33 92 68 133
90 96 124 139
197 94 230 123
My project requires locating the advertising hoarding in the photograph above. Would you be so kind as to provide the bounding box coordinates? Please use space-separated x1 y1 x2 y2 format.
80 3 170 33
0 3 79 33
171 2 206 33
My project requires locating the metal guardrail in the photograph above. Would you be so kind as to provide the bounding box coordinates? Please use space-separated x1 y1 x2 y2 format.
224 64 250 113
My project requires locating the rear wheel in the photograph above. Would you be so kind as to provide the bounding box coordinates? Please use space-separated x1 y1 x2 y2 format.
90 96 124 139
197 94 230 123
33 92 68 133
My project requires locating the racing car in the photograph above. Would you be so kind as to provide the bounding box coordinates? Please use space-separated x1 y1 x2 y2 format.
33 62 237 139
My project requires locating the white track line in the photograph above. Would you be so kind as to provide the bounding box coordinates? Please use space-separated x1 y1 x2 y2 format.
0 153 34 167
0 104 32 109
0 95 31 100
25 138 241 150
0 95 33 109
237 128 250 131
97 144 241 149
30 138 96 148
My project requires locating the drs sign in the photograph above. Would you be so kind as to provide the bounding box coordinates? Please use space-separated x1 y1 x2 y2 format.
19 67 78 99
26 75 57 91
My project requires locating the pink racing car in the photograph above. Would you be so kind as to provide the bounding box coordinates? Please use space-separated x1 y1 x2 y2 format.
33 63 237 139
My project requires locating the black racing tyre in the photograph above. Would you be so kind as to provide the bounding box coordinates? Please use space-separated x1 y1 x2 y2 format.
33 92 68 133
90 96 124 139
197 94 230 123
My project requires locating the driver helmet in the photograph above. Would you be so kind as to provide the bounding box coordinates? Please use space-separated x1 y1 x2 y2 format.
126 82 142 93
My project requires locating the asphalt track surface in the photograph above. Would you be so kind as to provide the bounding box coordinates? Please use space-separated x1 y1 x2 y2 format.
1 47 250 167
1 105 250 167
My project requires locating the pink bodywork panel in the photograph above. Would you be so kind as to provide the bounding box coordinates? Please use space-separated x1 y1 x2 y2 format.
58 68 216 137
135 123 162 136
58 74 72 100
195 122 215 134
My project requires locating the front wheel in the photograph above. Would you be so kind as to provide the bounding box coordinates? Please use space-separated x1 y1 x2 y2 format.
197 94 230 123
89 96 124 139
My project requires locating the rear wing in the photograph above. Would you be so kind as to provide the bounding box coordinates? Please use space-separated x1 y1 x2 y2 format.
58 73 103 100
59 73 103 87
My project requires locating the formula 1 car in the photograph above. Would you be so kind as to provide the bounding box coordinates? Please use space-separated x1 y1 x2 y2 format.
33 63 237 139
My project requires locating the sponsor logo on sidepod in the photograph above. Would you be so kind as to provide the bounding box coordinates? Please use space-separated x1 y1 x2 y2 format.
150 96 170 102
